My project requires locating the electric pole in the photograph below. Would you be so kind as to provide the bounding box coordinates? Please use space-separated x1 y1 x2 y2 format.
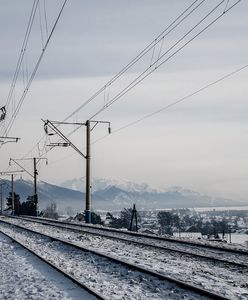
129 204 138 232
0 181 6 214
9 157 48 216
43 119 111 224
85 120 91 223
0 182 2 214
0 170 24 215
0 180 7 214
11 174 14 215
33 158 38 215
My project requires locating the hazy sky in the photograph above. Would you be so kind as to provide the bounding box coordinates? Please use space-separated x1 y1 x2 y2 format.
0 0 248 201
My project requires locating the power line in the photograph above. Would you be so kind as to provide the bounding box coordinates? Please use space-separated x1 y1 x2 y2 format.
61 0 239 140
5 0 243 175
57 0 229 139
90 63 247 144
15 0 205 161
62 0 206 123
64 0 241 123
89 0 241 120
0 0 38 136
4 0 39 112
3 0 68 137
0 0 68 176
113 64 248 134
49 1 242 152
25 63 248 168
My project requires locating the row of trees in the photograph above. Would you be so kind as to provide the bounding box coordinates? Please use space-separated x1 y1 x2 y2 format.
5 192 58 218
71 208 140 230
5 192 37 216
157 211 230 237
68 208 140 230
71 208 229 237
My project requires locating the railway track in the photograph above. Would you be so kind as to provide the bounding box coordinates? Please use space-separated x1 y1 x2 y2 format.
1 216 248 299
21 215 248 253
11 215 248 267
0 217 234 300
0 229 105 300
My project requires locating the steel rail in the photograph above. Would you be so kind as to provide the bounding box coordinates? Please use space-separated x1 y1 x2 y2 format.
9 215 248 269
0 228 106 300
0 218 231 300
20 215 248 255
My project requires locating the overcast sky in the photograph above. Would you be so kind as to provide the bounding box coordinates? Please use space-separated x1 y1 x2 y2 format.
0 0 248 202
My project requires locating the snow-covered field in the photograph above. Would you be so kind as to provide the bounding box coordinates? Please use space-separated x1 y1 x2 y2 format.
174 232 248 245
0 232 96 300
1 217 248 299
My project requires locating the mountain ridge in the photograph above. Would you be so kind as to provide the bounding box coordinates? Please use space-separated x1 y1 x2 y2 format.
1 178 245 212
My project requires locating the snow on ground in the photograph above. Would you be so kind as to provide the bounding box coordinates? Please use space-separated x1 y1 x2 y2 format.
174 232 248 246
0 223 209 300
16 217 248 264
0 232 97 300
64 217 248 252
1 218 248 299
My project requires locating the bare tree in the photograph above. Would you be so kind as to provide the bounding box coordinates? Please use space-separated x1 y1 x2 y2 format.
41 202 58 219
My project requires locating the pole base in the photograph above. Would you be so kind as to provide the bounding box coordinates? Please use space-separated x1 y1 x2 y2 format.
85 210 91 224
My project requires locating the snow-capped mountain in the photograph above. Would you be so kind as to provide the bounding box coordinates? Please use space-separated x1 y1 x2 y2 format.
62 177 157 193
61 177 241 210
2 179 84 212
2 178 244 212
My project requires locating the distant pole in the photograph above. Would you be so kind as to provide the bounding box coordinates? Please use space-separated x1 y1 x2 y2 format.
229 225 232 243
9 157 47 216
85 120 91 224
129 204 138 232
0 183 3 214
33 157 38 216
134 205 138 232
11 174 14 215
34 158 37 195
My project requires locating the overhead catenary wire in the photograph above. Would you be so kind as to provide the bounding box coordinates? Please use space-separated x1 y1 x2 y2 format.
55 0 238 137
13 0 206 161
112 63 248 135
4 0 39 112
89 0 240 120
38 0 45 48
86 63 248 145
62 0 239 139
62 0 205 123
0 0 68 178
6 0 243 176
43 0 243 152
64 0 241 124
43 0 49 40
2 0 68 137
21 62 248 170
